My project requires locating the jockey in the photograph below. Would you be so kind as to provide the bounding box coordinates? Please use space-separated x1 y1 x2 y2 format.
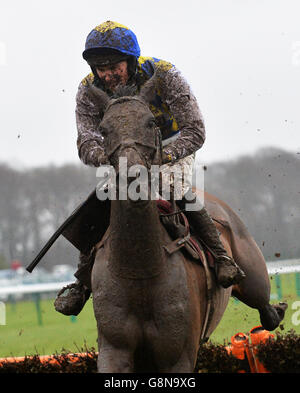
54 21 245 316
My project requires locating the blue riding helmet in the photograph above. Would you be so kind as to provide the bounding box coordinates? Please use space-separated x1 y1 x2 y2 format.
82 21 141 61
81 21 180 141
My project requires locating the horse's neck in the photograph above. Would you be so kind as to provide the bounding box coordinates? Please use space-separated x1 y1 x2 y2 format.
108 200 165 279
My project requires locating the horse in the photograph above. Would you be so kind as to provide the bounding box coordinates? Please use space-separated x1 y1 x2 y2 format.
89 76 286 373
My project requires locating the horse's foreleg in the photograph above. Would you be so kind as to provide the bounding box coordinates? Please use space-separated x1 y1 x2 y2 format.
97 335 135 373
214 222 287 330
205 197 288 331
229 235 288 330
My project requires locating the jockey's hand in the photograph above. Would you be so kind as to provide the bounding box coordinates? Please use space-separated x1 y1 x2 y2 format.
162 151 173 164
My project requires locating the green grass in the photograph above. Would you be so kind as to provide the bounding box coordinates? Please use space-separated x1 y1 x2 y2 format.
0 273 299 358
0 297 98 358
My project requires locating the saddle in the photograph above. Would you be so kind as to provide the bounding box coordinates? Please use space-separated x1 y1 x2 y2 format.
156 199 214 269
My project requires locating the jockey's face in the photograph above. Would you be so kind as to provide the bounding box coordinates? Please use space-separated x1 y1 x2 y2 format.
96 61 129 92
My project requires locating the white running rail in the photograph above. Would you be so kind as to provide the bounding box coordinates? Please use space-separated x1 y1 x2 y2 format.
0 259 299 297
266 259 300 275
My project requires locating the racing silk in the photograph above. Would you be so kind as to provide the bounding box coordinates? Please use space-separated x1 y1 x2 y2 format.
76 56 206 167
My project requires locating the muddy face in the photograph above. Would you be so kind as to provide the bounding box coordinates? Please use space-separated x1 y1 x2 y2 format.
101 98 158 168
100 97 160 202
96 61 129 92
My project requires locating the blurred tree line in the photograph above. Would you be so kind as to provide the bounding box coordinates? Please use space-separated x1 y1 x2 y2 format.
195 147 300 261
0 163 96 270
0 147 299 271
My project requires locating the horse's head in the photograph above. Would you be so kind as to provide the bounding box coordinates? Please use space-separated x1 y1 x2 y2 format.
89 77 162 170
88 76 163 201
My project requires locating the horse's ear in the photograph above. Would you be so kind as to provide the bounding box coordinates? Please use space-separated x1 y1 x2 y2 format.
139 72 158 104
86 82 110 109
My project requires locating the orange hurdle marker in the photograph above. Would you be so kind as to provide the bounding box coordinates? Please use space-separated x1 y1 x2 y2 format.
248 325 274 373
226 325 274 373
0 352 96 367
226 332 249 373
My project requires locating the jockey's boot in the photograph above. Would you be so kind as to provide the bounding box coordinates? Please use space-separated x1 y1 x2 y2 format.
177 192 246 288
54 253 92 316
